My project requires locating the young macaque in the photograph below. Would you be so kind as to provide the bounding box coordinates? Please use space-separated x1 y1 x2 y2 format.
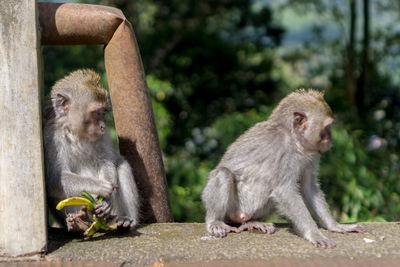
44 69 139 232
202 89 365 248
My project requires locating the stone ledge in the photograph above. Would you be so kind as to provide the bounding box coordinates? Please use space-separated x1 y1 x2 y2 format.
1 222 400 266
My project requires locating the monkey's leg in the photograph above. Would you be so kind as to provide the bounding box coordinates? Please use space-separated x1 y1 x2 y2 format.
65 206 92 233
114 160 140 229
202 167 240 238
301 173 366 234
273 186 336 248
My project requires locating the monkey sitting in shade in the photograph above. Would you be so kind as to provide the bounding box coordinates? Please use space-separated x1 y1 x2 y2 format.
43 69 139 233
202 89 365 248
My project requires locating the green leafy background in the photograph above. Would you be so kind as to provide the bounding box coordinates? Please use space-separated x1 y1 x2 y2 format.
41 0 400 223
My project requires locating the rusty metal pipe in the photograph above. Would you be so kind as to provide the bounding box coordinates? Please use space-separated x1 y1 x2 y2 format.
38 2 173 223
39 2 123 45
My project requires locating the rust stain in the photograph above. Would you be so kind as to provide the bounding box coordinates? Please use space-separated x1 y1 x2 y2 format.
38 2 172 223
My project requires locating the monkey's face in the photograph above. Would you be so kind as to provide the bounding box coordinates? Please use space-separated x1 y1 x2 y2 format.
304 116 333 153
317 117 333 152
68 101 108 142
294 112 333 154
82 102 108 142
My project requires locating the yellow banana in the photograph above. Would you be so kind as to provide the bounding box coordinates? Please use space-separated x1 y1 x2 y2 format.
56 192 118 237
56 197 94 211
81 191 97 206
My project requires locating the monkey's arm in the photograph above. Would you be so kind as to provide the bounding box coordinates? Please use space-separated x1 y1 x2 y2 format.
58 171 115 198
272 181 336 248
91 161 118 218
301 167 366 234
99 161 118 186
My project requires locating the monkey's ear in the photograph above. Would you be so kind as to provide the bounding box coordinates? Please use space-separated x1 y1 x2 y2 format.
54 93 71 116
293 112 307 134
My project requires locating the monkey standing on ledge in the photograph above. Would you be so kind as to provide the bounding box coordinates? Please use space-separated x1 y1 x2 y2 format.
44 69 139 233
202 89 365 248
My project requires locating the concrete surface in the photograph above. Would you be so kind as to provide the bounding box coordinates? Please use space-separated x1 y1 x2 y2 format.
1 222 400 266
0 0 46 256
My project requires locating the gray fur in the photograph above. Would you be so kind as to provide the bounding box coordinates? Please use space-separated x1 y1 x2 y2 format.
202 89 365 248
44 69 139 231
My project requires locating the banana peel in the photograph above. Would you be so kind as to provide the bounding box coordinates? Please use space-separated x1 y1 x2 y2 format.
56 197 94 211
56 191 118 237
84 214 118 237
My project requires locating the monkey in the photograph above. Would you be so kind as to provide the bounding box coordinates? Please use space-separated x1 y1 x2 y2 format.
201 89 365 248
43 69 140 233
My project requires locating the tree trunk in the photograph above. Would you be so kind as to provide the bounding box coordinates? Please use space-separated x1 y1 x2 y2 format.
356 0 370 115
346 0 356 105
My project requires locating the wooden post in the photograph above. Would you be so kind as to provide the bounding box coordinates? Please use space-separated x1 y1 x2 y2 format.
0 0 47 256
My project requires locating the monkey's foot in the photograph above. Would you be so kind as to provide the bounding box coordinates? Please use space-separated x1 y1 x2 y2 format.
66 207 92 233
238 221 275 234
116 216 138 229
207 221 240 238
311 238 336 248
328 223 366 234
306 231 336 248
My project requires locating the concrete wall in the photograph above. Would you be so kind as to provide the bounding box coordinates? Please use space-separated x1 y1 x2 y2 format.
0 0 47 256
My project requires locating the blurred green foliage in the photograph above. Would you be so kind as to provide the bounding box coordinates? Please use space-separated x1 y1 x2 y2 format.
42 0 400 223
321 126 400 222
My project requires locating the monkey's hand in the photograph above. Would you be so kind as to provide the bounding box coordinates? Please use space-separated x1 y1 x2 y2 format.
207 221 240 238
94 198 113 219
327 223 366 234
305 231 336 248
66 206 92 233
